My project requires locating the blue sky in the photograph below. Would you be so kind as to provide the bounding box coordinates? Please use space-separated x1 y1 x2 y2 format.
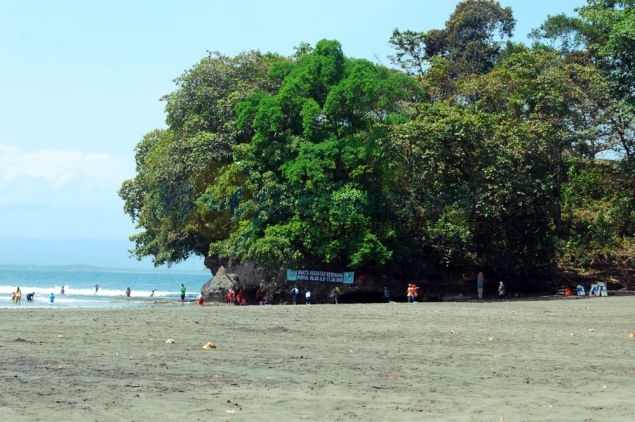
0 0 585 268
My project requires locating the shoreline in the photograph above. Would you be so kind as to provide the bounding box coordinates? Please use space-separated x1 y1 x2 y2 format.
2 289 633 309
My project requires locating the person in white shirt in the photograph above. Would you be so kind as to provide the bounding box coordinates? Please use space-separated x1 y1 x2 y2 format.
290 286 299 304
498 281 506 298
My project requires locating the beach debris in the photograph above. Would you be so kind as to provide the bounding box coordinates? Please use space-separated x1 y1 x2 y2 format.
488 337 495 341
201 342 217 350
165 338 175 344
626 331 635 339
588 328 595 332
226 399 241 411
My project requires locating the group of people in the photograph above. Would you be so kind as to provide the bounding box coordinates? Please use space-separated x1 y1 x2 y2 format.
9 287 55 304
11 287 22 304
289 285 314 305
10 288 38 303
226 288 247 305
6 283 190 305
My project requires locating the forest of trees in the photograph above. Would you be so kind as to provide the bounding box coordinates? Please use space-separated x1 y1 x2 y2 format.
120 0 634 291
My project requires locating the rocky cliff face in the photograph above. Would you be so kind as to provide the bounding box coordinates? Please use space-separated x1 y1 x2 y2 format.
200 266 239 302
202 257 362 304
202 257 288 304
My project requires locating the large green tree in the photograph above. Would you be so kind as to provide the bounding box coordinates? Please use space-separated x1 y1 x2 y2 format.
207 40 421 271
530 0 635 273
119 51 286 265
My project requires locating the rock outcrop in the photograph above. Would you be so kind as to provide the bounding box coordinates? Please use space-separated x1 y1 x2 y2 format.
200 266 239 303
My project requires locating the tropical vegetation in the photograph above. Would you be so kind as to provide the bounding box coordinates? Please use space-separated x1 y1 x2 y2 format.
120 0 634 290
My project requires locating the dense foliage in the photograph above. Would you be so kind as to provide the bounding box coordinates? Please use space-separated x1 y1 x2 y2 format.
120 0 634 287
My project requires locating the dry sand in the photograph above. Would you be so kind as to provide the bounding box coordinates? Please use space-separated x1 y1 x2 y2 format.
1 296 635 421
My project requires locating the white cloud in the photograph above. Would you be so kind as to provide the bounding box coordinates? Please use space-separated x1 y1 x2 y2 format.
0 143 133 206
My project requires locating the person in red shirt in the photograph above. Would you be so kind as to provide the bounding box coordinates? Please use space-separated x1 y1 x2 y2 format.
226 289 235 306
256 288 265 305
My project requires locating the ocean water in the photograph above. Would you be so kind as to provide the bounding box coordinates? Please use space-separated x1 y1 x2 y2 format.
0 265 212 308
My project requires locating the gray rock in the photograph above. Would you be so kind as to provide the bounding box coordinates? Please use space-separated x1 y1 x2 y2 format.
200 266 238 303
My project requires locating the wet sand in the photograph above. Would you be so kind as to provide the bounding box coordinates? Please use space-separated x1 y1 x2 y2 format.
1 296 635 421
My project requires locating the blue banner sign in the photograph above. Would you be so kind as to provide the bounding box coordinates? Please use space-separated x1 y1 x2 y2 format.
287 269 354 284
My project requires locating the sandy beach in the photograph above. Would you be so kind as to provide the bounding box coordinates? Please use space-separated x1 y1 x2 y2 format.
2 296 635 421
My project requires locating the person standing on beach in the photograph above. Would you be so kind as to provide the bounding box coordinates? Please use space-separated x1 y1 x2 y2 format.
256 287 265 305
49 293 55 304
180 283 186 304
15 287 22 304
305 289 311 305
125 287 131 297
94 284 99 294
236 288 245 306
329 286 340 304
329 287 337 305
290 286 299 305
498 281 506 298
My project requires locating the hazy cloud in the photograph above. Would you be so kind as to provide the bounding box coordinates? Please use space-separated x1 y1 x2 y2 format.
0 143 133 206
